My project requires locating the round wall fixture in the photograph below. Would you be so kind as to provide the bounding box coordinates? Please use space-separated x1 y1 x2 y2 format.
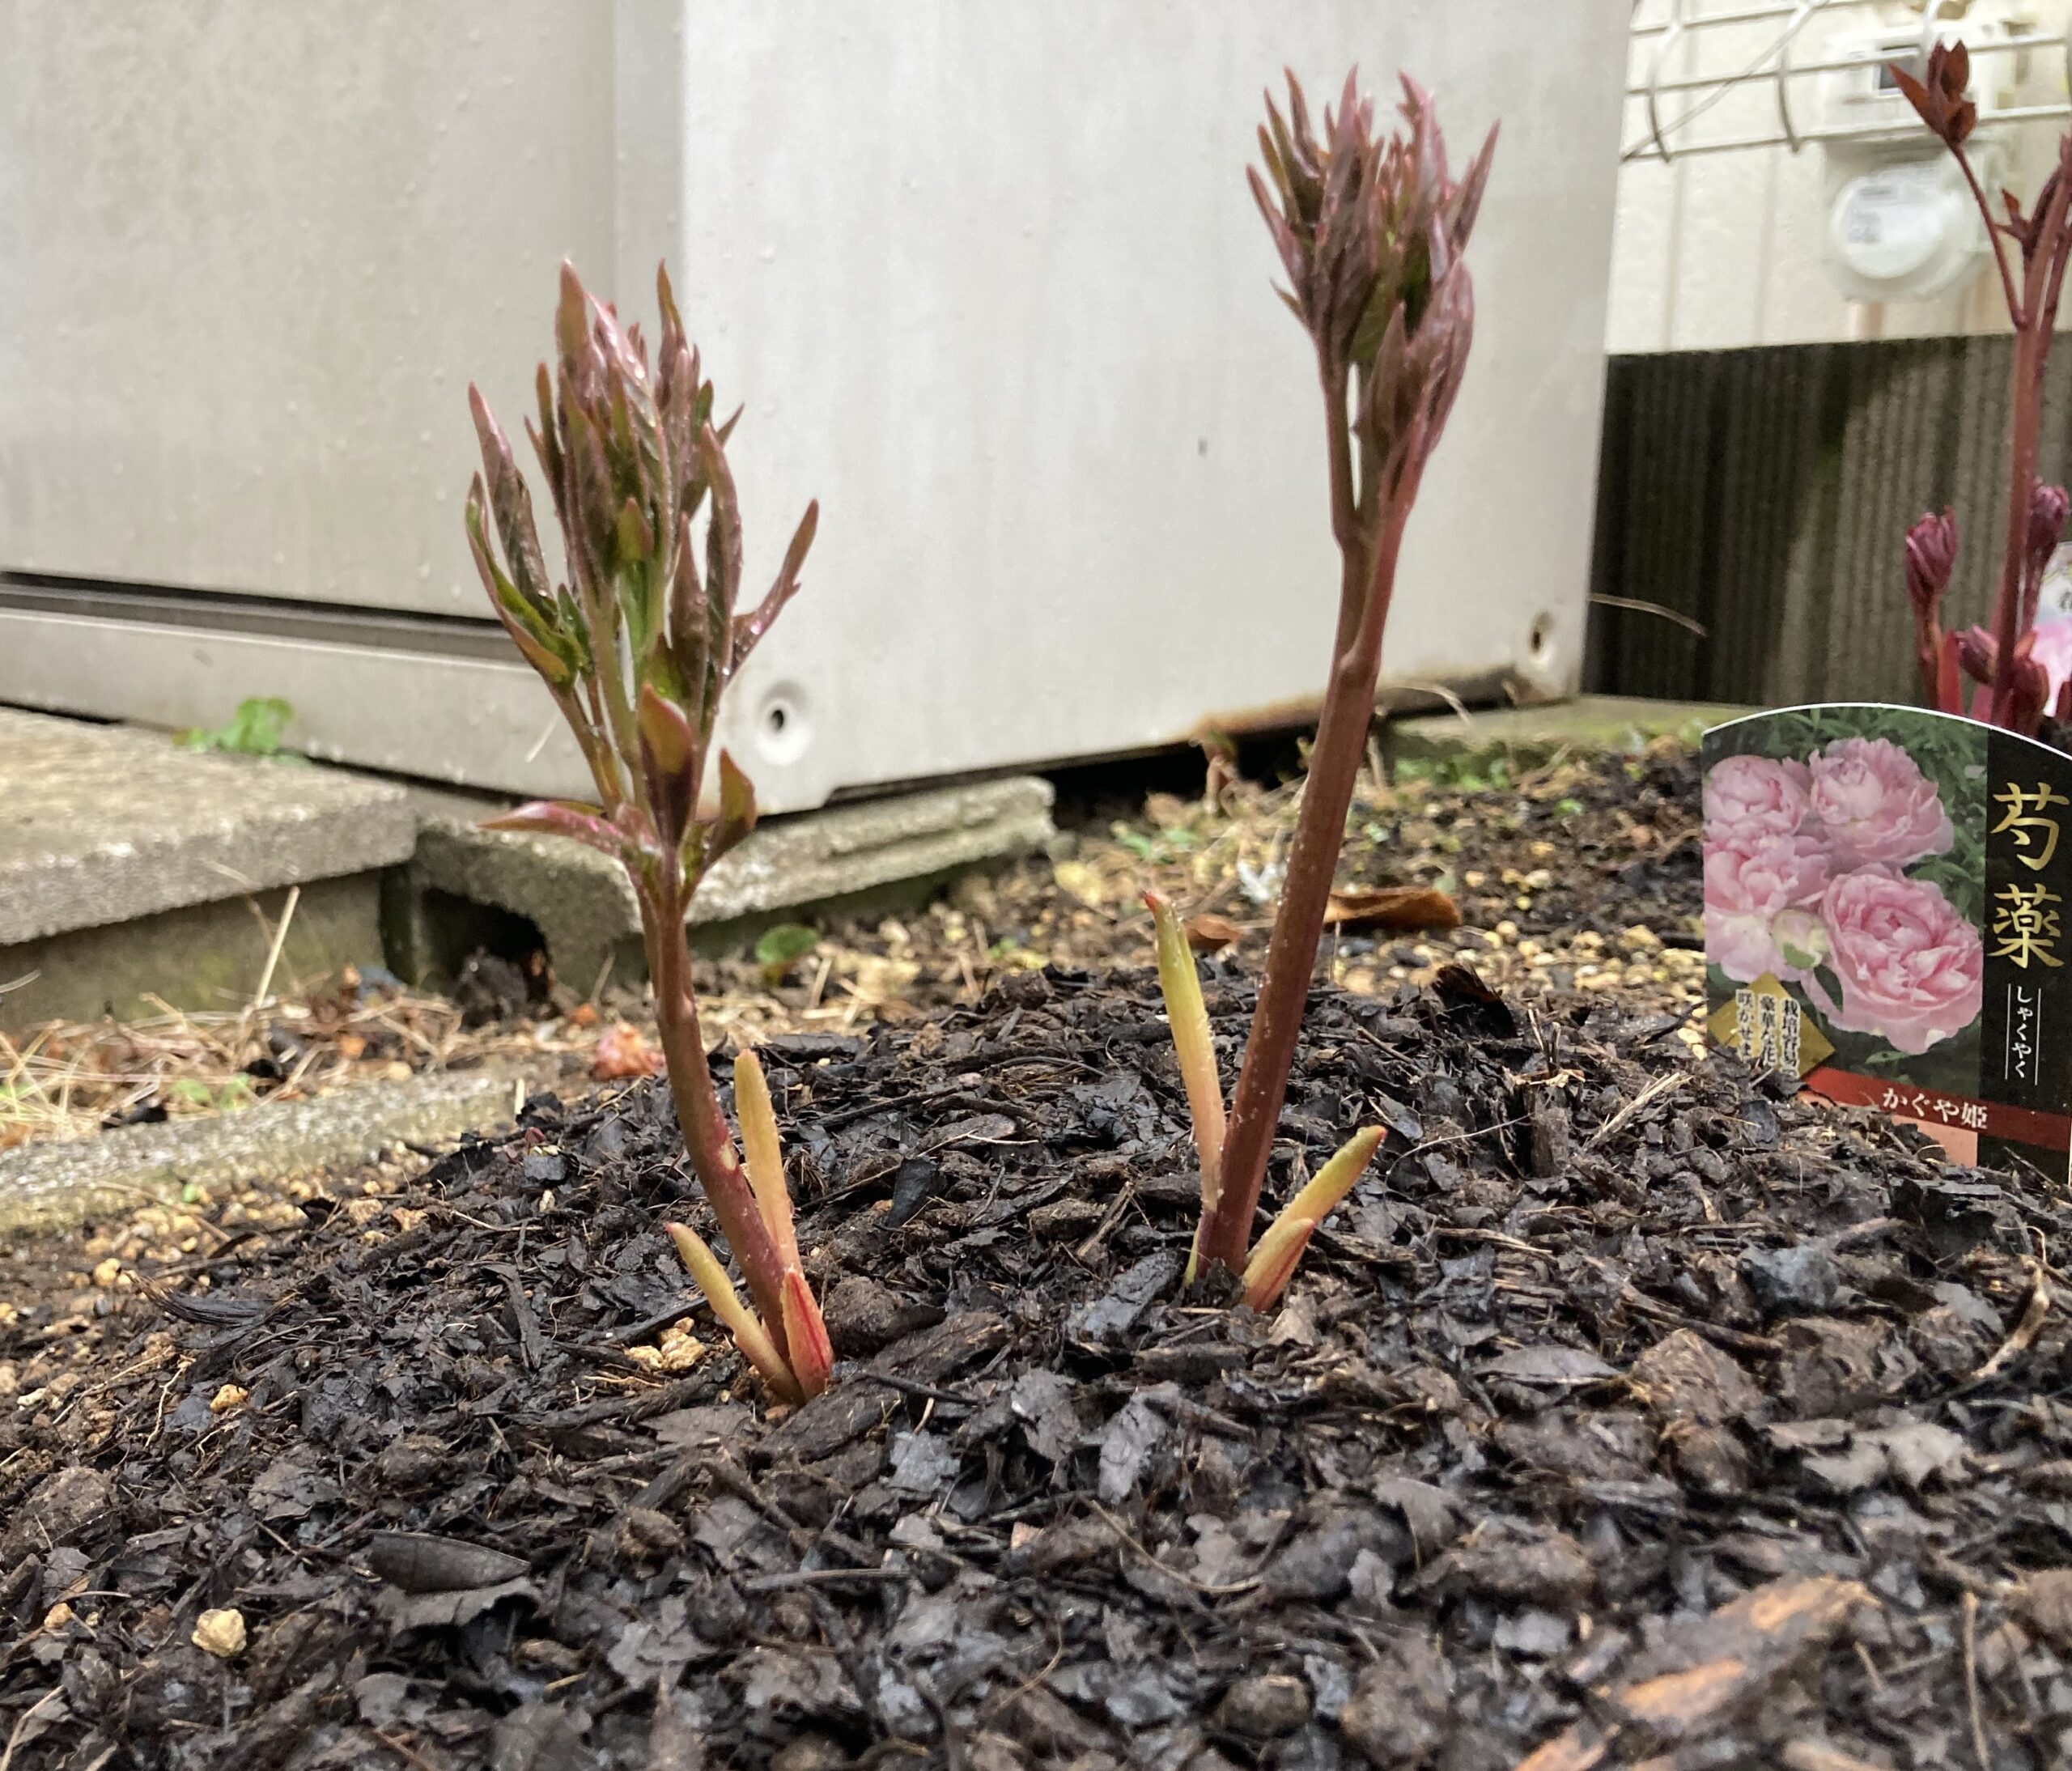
1821 151 1993 304
754 684 813 767
1809 7 2028 307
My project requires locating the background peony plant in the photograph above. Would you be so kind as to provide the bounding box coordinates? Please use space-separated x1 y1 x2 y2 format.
1891 40 2072 740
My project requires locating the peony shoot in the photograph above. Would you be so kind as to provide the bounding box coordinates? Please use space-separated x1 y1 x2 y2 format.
1146 68 1494 1304
465 262 833 1403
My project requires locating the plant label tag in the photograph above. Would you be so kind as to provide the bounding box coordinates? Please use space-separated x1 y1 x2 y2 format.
1702 703 2072 1178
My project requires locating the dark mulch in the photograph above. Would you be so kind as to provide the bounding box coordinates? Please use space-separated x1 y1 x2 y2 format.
5 958 2072 1770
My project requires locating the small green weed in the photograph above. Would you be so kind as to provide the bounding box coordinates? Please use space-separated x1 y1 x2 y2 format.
178 696 302 759
1392 752 1512 793
168 1076 257 1111
754 923 819 984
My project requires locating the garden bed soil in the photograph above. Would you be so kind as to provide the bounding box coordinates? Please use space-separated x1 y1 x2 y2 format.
4 743 1704 1159
6 951 2072 1770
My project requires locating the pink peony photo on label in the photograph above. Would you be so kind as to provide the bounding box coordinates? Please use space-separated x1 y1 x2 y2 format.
1702 703 2072 1174
1703 830 1832 984
1702 706 1990 1108
1805 736 1956 870
1802 866 1983 1055
1702 753 1812 840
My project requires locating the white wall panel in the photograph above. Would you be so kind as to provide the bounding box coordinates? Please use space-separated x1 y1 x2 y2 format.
0 2 1625 810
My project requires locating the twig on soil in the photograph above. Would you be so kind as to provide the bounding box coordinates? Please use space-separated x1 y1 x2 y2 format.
854 1372 978 1408
1584 1071 1687 1152
1088 1501 1260 1597
1434 1225 1556 1264
604 1303 701 1345
742 1567 914 1592
1976 1257 2052 1380
1620 1285 1781 1357
1853 1640 1887 1692
368 1004 445 1060
369 1726 445 1771
518 1372 713 1433
251 884 301 1010
1961 1591 1991 1771
818 1091 928 1132
0 1691 63 1771
1072 1179 1139 1263
431 1204 529 1235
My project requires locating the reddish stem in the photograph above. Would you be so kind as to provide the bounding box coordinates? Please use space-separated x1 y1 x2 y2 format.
1976 137 2072 726
1319 359 1363 660
1197 499 1411 1275
1952 142 2023 329
641 870 792 1344
1909 602 1942 708
1991 334 2043 718
1937 631 1965 716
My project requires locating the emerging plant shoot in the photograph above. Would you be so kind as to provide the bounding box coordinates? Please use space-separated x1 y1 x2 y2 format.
1151 71 1493 1304
466 261 831 1400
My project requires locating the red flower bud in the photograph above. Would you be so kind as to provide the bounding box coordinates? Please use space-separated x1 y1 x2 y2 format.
2005 649 2052 737
1956 625 1998 684
2029 482 2069 575
1905 508 1959 710
1905 508 1958 616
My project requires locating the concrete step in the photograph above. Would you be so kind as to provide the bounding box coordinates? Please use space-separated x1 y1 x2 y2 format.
1 708 415 1026
0 1065 535 1235
1383 694 1748 774
399 775 1059 993
6 690 1720 1029
0 705 1058 1023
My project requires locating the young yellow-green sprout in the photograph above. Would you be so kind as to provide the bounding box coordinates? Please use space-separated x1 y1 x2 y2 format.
779 1268 834 1399
734 1050 800 1268
1144 892 1227 1280
1239 1126 1384 1311
729 1049 834 1398
664 1221 804 1402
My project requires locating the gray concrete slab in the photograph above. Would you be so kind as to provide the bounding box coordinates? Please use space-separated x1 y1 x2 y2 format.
0 1065 536 1235
406 775 1058 991
1384 694 1750 771
2 875 387 1029
0 708 417 943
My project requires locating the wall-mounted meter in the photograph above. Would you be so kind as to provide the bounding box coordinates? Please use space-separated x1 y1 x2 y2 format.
1821 147 2002 302
1813 8 2030 303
